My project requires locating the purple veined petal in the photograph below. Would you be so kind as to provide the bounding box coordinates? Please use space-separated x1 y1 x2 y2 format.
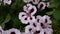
38 2 46 10
42 15 52 24
28 16 35 23
32 0 39 4
3 0 12 5
4 28 21 34
21 16 29 24
25 25 36 34
23 4 32 12
23 0 31 3
19 12 27 19
36 15 42 23
28 6 37 15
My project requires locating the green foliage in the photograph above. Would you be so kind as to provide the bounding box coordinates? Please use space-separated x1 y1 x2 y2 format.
0 0 60 34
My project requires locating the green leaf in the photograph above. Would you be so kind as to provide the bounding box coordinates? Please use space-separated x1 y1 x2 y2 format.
2 14 11 23
53 10 60 20
46 11 54 15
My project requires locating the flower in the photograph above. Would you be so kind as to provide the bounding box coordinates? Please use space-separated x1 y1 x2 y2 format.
43 28 53 34
25 25 36 34
38 2 46 10
4 28 21 34
0 26 3 34
3 0 12 5
19 4 37 24
23 4 37 15
23 0 31 3
31 0 39 4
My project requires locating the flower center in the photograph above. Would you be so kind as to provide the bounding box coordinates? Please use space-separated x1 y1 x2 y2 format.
10 32 16 34
40 4 44 9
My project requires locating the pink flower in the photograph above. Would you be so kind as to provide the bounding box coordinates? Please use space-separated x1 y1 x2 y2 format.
38 2 50 10
19 4 37 24
23 0 31 3
31 0 40 4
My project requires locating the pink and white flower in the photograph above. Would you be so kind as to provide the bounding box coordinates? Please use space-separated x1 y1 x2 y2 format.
31 0 40 4
4 28 21 34
38 2 50 10
3 0 11 5
19 4 37 24
23 0 31 3
25 25 36 34
0 26 3 34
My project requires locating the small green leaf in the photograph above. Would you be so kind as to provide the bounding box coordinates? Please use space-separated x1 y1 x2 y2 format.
46 11 54 15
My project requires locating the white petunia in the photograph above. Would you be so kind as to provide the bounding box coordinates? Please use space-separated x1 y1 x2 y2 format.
23 0 31 3
31 0 39 4
3 0 11 5
25 25 36 34
38 2 46 10
4 28 21 34
0 26 3 34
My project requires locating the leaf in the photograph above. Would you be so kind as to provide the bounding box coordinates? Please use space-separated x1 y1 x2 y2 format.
2 14 11 23
46 11 54 15
53 10 60 20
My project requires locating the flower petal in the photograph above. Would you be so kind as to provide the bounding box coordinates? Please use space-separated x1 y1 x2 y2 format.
31 0 39 4
19 12 27 19
38 2 46 10
23 0 31 3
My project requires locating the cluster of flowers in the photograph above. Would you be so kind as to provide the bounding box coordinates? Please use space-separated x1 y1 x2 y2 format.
18 0 53 34
0 0 11 5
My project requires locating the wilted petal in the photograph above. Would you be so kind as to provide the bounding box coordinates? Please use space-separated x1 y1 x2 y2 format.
31 0 39 4
38 2 46 10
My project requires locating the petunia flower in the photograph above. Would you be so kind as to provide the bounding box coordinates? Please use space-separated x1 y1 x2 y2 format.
4 28 21 34
3 0 11 5
0 26 3 34
23 0 31 3
25 25 36 34
31 0 39 4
